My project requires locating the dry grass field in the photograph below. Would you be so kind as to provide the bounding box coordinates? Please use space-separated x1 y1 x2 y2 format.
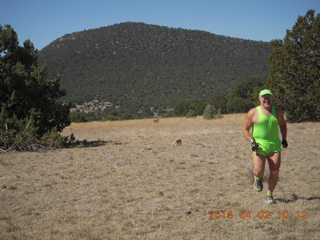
1 114 319 240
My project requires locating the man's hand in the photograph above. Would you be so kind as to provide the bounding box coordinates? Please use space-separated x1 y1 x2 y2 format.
282 139 288 148
251 140 259 151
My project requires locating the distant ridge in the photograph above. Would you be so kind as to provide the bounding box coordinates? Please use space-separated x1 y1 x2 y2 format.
38 22 271 117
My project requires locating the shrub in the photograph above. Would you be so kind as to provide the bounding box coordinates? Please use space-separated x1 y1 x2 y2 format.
173 99 206 117
70 112 88 122
186 109 197 118
40 128 68 149
203 104 215 119
103 114 120 121
203 104 223 119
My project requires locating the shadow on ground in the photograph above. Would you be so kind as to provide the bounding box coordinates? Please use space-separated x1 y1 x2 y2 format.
276 194 320 203
69 140 123 148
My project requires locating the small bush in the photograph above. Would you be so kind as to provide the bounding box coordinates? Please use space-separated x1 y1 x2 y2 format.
203 104 215 119
203 104 223 120
103 114 120 121
0 123 69 151
40 128 68 149
70 112 88 122
186 109 197 118
121 113 136 120
173 99 206 117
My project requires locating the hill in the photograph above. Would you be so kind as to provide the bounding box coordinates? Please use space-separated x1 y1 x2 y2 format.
38 22 271 117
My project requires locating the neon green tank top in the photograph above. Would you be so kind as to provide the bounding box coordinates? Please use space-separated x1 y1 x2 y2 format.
252 106 279 141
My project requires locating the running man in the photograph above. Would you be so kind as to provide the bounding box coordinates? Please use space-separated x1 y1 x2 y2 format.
242 89 288 204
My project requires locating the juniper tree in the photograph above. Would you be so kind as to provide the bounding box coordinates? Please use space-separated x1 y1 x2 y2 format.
0 25 70 150
267 10 320 122
203 103 215 119
203 103 222 119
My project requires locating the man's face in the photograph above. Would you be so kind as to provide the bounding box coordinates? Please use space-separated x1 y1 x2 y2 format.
259 95 273 108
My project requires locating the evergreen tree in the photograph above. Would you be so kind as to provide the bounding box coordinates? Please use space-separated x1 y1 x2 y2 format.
0 25 70 150
267 10 320 122
203 103 222 119
227 76 266 113
173 99 206 117
209 95 228 114
203 103 214 119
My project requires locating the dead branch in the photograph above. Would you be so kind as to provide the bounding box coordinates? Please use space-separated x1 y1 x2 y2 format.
25 118 32 129
0 147 13 153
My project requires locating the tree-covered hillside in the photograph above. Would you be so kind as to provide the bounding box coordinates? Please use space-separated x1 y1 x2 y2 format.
38 22 270 117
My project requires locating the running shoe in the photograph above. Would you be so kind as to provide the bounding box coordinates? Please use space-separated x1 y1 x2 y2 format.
265 195 275 204
254 176 263 192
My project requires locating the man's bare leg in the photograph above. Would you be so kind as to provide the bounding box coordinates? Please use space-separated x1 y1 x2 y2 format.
266 152 281 193
252 152 266 177
252 152 266 191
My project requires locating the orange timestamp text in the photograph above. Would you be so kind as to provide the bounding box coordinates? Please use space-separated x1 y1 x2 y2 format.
208 209 308 220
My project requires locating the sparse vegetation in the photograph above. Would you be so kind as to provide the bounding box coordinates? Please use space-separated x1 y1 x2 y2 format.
1 115 319 239
1 8 319 240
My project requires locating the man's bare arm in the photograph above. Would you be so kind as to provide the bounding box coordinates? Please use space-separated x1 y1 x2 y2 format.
242 109 255 142
277 110 287 141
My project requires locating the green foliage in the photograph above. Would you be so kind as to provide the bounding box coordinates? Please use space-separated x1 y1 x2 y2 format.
216 108 222 119
209 95 228 114
121 113 136 120
38 22 270 117
203 104 215 119
102 114 120 121
227 76 266 113
40 128 69 149
267 10 320 122
70 112 88 122
203 103 223 120
69 111 138 122
227 97 254 113
0 25 70 151
0 113 38 150
186 109 197 118
173 99 206 117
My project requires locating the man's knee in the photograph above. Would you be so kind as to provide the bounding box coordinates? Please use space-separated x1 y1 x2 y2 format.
269 168 280 177
253 166 265 176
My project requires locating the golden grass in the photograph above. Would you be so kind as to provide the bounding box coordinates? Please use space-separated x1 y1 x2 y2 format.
1 114 319 240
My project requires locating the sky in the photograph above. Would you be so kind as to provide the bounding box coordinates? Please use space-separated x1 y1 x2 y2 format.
2 0 320 50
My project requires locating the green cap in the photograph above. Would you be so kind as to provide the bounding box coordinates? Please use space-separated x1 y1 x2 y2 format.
259 89 273 97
